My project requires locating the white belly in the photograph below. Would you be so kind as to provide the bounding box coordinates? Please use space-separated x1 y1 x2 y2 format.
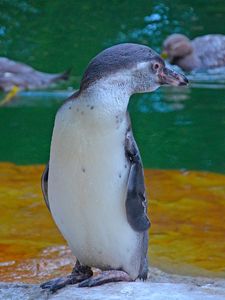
48 101 141 279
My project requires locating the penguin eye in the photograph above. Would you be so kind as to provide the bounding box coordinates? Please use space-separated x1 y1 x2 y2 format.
152 62 160 71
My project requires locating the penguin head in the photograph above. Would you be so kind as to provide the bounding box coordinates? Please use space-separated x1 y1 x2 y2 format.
80 43 188 95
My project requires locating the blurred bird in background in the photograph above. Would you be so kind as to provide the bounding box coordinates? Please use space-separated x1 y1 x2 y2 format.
0 57 70 106
162 34 225 72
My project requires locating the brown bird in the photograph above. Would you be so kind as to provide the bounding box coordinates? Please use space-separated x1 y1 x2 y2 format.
162 34 225 71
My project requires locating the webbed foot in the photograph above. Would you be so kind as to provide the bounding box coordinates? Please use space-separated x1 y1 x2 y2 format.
40 261 93 293
78 270 131 287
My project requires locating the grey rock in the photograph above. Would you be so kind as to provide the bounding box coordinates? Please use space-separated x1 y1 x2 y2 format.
1 268 225 300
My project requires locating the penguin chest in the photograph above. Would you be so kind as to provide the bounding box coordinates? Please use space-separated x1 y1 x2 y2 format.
48 107 139 274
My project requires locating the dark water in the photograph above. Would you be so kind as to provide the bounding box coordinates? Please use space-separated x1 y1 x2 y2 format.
0 0 224 173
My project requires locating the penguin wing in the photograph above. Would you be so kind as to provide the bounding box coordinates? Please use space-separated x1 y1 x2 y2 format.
125 115 151 232
41 163 50 211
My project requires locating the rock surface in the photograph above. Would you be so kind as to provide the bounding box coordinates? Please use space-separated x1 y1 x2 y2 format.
0 268 225 300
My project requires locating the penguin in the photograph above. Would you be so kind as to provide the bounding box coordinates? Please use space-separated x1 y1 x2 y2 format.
162 33 225 71
41 43 188 292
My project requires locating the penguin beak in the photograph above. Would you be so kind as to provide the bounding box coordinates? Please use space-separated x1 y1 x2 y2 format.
158 67 188 86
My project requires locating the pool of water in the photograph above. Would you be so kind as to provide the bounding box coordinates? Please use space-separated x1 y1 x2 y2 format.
0 0 224 282
0 86 224 174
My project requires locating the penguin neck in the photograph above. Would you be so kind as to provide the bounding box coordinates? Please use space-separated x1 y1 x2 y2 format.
78 75 132 117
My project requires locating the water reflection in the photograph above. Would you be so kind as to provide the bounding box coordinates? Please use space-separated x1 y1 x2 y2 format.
114 1 196 51
135 87 190 114
189 66 225 86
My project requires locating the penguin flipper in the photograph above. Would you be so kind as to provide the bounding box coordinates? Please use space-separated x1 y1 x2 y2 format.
125 123 151 232
41 163 50 211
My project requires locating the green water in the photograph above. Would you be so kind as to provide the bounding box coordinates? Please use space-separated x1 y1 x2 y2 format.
0 0 224 173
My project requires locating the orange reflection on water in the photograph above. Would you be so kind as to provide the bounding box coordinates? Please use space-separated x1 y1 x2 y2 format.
0 163 224 283
146 169 225 278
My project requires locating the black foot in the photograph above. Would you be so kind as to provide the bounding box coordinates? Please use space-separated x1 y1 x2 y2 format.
40 261 93 293
78 270 132 287
41 275 76 293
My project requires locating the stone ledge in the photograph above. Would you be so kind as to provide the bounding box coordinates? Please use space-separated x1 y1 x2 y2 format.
0 268 225 300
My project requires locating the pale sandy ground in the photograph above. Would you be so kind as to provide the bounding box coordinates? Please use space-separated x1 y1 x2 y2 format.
0 268 225 300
